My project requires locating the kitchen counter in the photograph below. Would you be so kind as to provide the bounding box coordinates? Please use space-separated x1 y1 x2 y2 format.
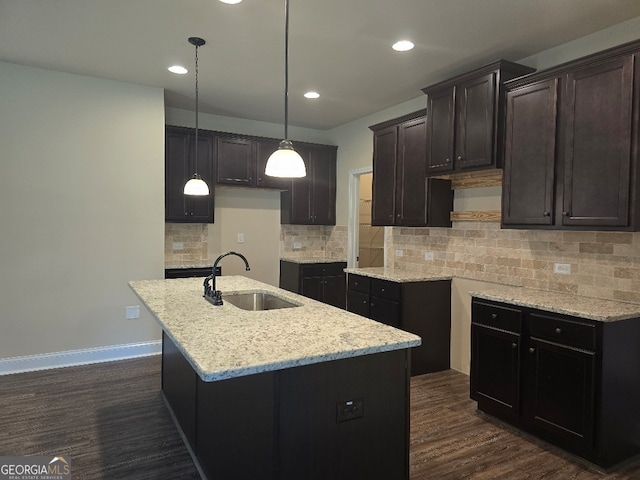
280 256 347 264
470 285 640 322
129 276 420 381
344 266 452 283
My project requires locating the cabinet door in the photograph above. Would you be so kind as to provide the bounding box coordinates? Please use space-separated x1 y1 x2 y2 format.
397 117 428 225
502 79 558 225
370 297 401 328
165 129 191 221
371 125 397 225
323 274 346 309
526 338 595 451
300 276 324 302
189 133 215 223
286 145 313 224
470 324 521 418
456 72 496 170
426 86 455 173
347 290 370 317
310 147 336 225
216 136 254 186
256 139 289 189
561 55 633 227
165 128 214 223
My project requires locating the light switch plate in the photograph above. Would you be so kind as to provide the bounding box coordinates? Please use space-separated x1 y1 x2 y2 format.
172 242 184 251
237 233 245 243
293 242 302 250
395 249 404 257
424 251 435 261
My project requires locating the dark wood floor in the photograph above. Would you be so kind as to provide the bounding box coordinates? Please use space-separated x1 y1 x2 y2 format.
1 356 639 479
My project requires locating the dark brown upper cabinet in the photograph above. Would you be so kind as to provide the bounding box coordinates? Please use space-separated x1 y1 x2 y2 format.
369 111 453 227
215 135 288 190
422 60 535 176
280 143 337 225
502 39 640 230
165 126 215 223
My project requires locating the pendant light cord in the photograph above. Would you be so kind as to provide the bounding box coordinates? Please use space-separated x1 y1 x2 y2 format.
284 0 290 140
194 42 200 171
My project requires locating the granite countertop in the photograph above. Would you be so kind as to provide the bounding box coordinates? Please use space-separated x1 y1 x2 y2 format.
470 286 640 322
129 276 420 382
280 256 347 264
344 267 452 283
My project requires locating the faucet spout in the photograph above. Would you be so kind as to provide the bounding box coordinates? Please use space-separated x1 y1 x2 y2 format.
203 251 251 304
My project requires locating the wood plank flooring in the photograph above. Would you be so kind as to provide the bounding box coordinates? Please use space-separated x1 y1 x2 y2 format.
1 356 639 479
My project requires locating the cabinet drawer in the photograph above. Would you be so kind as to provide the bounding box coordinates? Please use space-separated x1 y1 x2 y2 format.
529 313 596 351
301 262 345 277
472 300 522 333
347 290 370 317
371 279 401 301
348 274 370 294
370 297 401 328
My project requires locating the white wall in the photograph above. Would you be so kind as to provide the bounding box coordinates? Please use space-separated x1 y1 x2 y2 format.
0 62 165 359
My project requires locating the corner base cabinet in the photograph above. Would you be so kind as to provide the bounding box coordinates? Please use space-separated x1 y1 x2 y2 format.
162 332 410 480
347 273 451 375
471 298 640 468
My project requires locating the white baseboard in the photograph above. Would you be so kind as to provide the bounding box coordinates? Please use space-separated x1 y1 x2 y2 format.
0 340 162 376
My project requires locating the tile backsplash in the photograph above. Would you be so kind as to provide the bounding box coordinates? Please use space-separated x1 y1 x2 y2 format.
280 225 347 261
388 222 640 304
165 223 209 267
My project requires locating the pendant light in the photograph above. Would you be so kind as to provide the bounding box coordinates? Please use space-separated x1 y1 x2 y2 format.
184 37 210 196
265 0 306 178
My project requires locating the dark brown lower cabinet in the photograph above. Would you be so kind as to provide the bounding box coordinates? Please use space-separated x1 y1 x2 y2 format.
162 333 410 480
346 273 451 375
279 260 346 309
471 299 640 468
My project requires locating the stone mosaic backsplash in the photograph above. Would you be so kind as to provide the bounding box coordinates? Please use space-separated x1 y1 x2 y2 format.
387 222 640 304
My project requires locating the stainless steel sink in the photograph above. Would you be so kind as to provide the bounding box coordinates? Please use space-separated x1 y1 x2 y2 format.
222 291 301 311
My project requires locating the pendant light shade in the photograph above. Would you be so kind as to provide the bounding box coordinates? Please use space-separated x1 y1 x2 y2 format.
184 36 210 196
265 0 306 178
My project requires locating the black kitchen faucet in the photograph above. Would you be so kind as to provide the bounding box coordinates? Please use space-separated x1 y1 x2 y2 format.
203 251 251 305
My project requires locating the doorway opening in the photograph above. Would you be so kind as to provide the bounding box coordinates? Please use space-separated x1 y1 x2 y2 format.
347 168 385 268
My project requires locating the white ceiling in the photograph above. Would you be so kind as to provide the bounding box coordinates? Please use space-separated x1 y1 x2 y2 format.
1 0 640 130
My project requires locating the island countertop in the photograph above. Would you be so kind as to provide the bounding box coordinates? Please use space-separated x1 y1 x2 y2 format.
129 276 421 382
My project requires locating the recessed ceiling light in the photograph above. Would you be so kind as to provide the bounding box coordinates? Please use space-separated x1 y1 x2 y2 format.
304 91 320 99
392 40 415 52
219 0 242 4
168 65 188 74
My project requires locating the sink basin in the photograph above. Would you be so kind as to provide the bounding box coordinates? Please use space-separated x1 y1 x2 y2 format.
221 291 301 311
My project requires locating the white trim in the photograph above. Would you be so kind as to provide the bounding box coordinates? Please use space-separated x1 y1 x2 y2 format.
347 167 373 268
0 340 162 376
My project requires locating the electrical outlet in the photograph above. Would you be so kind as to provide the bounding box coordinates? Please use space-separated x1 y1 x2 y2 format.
336 398 364 423
424 251 435 261
293 242 302 250
395 249 404 257
237 233 245 244
126 305 140 320
172 242 184 251
553 263 571 275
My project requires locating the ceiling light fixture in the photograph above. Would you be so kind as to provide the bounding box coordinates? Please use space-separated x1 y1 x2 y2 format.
219 0 242 3
304 91 320 99
168 65 188 74
265 0 306 178
392 40 415 52
183 37 210 196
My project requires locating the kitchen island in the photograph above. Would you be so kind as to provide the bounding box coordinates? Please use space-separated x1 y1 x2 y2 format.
129 276 420 480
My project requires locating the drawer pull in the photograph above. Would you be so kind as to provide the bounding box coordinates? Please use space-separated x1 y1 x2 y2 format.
491 313 498 319
362 300 367 304
381 288 385 292
555 327 562 334
512 343 517 349
529 347 535 354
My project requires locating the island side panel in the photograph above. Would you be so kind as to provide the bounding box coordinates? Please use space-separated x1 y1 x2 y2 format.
197 371 277 480
162 331 198 448
277 349 410 480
